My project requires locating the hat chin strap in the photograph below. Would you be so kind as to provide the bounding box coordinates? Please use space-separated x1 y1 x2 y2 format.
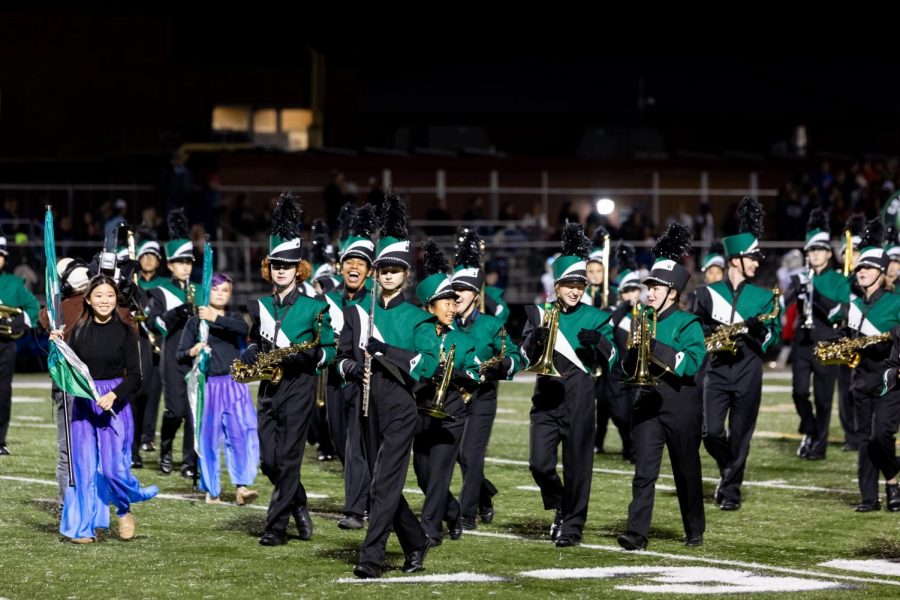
860 270 884 294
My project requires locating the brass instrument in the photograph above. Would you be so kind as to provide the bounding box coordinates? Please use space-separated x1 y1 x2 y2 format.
419 343 456 421
814 332 891 368
230 309 328 385
185 280 195 313
315 370 328 408
843 230 853 276
361 278 380 417
601 233 610 309
478 238 486 313
525 302 562 377
478 328 507 377
705 288 781 354
0 304 24 339
801 256 814 329
623 304 659 386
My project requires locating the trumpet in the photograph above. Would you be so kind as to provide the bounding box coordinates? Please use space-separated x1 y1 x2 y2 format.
705 288 781 354
525 302 561 377
0 304 24 339
623 304 660 386
230 309 328 385
814 332 891 368
419 343 456 421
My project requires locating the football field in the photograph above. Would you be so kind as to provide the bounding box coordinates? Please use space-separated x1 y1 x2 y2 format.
2 371 900 599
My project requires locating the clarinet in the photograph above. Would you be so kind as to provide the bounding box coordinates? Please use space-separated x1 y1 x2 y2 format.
361 279 380 417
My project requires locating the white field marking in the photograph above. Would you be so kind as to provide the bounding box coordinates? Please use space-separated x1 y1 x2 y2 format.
12 416 44 421
758 403 798 413
494 419 529 426
12 382 53 390
337 573 507 584
0 476 328 501
466 531 900 588
403 487 424 496
761 385 793 393
483 457 854 495
516 483 676 493
12 396 45 403
495 408 517 414
10 423 56 429
820 560 900 577
520 566 843 594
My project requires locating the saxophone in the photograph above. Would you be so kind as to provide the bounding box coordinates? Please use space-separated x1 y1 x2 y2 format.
814 332 891 368
230 309 328 385
705 288 781 354
478 328 507 377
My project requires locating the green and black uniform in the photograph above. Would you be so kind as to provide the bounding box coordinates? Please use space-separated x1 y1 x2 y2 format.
0 273 39 449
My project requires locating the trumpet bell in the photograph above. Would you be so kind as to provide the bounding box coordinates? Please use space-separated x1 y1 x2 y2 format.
418 404 455 421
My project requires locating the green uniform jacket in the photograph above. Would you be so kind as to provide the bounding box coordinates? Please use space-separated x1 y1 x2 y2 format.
454 309 522 381
253 293 336 373
0 272 39 331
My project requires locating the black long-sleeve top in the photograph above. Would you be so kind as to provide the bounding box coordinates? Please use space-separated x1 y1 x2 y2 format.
68 318 142 399
177 311 249 376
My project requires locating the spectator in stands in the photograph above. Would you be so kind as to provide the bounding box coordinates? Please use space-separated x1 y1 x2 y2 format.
160 149 194 215
424 197 454 236
366 176 385 213
104 199 128 247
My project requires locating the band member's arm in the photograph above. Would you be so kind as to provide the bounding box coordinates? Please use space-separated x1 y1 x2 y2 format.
14 281 40 330
882 326 900 396
520 305 543 367
577 318 617 372
147 288 190 338
481 321 523 381
782 273 802 308
239 301 261 365
312 307 336 372
368 317 440 382
210 312 249 337
651 317 707 377
452 338 481 391
690 288 718 336
112 326 142 400
176 316 200 364
336 308 363 383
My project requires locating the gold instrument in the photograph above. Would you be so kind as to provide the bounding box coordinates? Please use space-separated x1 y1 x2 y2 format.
185 280 195 313
525 302 562 377
705 288 781 354
361 278 379 417
478 328 507 377
843 229 853 276
419 343 456 421
801 256 814 329
814 332 891 368
230 309 328 385
0 304 24 339
315 370 328 408
478 238 486 313
623 304 660 386
601 233 611 309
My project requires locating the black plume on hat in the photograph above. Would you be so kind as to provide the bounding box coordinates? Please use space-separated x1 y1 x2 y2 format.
423 239 451 276
806 207 829 234
591 226 609 247
338 203 356 243
615 241 638 271
845 214 866 236
454 228 482 268
737 196 765 239
271 192 304 239
653 222 692 262
859 218 885 249
310 219 331 264
353 204 379 239
560 221 591 260
167 208 190 240
380 190 408 240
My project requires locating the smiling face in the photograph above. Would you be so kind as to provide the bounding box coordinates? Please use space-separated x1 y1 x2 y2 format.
269 260 298 288
704 265 724 284
646 284 676 311
453 288 477 316
730 256 759 278
429 297 457 326
556 281 586 308
341 257 371 292
88 283 118 319
377 265 407 292
168 259 193 282
209 281 232 309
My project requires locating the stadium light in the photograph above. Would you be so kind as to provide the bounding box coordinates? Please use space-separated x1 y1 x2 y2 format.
596 198 615 216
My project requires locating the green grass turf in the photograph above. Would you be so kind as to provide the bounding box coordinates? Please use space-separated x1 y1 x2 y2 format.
2 372 900 598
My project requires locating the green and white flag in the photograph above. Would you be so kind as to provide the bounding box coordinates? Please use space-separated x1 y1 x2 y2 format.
185 239 213 459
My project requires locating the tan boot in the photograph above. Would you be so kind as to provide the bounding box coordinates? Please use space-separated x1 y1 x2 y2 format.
235 486 258 506
118 513 135 540
70 537 95 544
205 493 222 505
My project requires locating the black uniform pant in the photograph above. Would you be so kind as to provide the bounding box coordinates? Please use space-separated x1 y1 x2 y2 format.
627 384 705 540
791 342 837 457
343 383 371 517
457 382 499 518
130 338 155 459
595 373 634 457
853 387 900 502
0 341 15 445
702 356 763 504
160 342 195 468
325 377 347 463
838 365 859 447
309 390 334 456
529 373 595 539
413 393 466 539
358 373 425 567
258 375 315 534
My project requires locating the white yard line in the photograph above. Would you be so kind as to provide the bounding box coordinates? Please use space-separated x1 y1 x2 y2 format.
11 396 46 403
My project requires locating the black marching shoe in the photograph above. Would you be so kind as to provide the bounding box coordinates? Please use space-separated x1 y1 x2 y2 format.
842 442 859 452
426 534 443 548
159 453 173 474
447 515 463 540
141 441 156 453
887 484 900 512
555 534 581 548
714 479 723 506
617 531 648 551
338 514 365 530
402 538 431 573
478 504 494 525
0 444 10 456
353 562 383 579
550 509 564 541
180 465 196 480
796 435 812 459
259 530 287 546
719 499 741 511
293 506 313 540
685 534 704 547
460 515 477 531
855 499 881 513
130 455 143 469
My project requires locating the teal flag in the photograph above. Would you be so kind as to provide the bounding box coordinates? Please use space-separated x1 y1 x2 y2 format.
186 240 213 458
44 207 101 401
